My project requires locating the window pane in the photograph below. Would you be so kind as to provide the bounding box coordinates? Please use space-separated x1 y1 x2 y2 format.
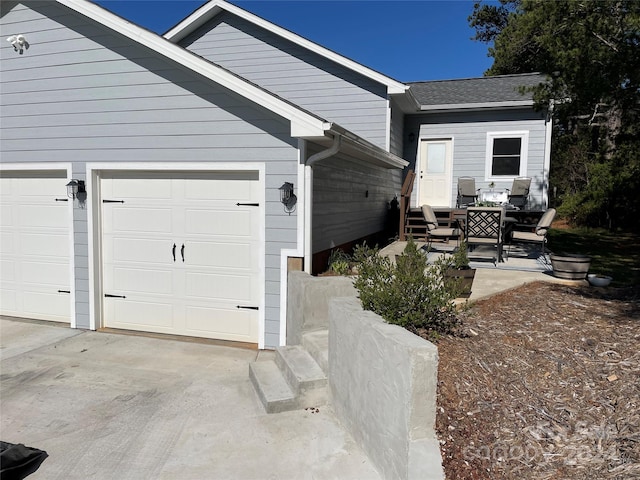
492 156 520 176
493 138 521 156
426 143 446 174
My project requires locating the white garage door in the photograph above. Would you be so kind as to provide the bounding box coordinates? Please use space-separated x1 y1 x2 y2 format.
101 172 261 344
0 173 71 323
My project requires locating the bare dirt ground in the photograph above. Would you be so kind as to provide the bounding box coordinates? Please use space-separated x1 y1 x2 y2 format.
435 281 640 479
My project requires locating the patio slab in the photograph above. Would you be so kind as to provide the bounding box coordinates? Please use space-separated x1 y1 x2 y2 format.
379 240 587 301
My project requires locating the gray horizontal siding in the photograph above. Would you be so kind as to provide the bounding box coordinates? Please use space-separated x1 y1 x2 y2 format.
1 2 302 348
312 153 402 253
404 110 548 209
180 12 389 149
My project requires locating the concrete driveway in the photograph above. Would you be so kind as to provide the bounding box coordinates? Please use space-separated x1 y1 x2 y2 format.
0 318 380 480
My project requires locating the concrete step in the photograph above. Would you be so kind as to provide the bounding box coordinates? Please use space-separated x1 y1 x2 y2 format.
302 330 329 375
249 360 297 414
275 345 327 409
250 345 328 414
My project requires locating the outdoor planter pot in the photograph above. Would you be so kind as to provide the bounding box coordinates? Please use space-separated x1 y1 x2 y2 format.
587 274 612 287
444 267 476 298
550 253 591 280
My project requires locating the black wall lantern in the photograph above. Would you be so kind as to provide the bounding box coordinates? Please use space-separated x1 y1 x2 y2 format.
279 182 297 214
66 179 86 199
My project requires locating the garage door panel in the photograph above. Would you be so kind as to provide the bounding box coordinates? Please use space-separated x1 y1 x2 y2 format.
1 260 15 281
22 261 69 286
111 267 173 295
109 178 172 200
185 209 253 236
22 233 68 257
19 178 67 197
111 207 173 234
20 205 67 228
185 272 253 302
1 232 14 255
185 306 255 340
1 288 17 311
184 241 254 269
108 300 174 329
0 205 14 226
185 177 255 201
110 237 173 264
23 291 70 319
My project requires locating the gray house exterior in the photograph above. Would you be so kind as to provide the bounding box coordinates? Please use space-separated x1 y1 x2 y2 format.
0 0 549 349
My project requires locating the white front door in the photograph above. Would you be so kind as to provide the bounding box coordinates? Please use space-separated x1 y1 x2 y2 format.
101 172 261 344
418 139 453 207
0 173 71 322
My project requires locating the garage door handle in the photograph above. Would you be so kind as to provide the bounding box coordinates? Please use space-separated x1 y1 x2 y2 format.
172 243 176 262
181 244 185 262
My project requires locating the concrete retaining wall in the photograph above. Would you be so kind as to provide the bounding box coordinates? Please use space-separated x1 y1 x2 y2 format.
286 271 357 345
328 297 444 480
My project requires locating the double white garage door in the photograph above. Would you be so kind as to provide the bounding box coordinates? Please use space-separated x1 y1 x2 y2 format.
1 170 261 344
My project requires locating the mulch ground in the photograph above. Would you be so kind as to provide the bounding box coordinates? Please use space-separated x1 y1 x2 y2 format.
435 281 640 479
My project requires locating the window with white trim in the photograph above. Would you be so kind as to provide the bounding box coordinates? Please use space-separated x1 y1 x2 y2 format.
485 131 529 180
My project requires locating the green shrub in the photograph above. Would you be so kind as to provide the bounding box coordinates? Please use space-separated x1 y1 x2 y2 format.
327 249 352 275
352 238 460 340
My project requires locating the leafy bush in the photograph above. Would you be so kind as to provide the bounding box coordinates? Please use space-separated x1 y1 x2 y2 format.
352 238 460 340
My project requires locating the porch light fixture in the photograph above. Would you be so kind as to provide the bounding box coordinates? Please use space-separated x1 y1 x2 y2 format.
66 179 85 199
279 182 297 215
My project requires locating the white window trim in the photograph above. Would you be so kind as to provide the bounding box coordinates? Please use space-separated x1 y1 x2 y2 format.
485 131 529 181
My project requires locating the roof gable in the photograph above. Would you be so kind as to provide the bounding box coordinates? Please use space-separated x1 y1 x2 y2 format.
54 0 332 138
163 0 408 95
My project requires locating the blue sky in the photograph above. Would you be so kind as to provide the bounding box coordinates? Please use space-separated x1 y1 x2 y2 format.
93 0 494 82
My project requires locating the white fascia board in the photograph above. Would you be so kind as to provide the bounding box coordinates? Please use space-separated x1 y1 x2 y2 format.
56 0 327 138
164 0 408 95
327 126 408 170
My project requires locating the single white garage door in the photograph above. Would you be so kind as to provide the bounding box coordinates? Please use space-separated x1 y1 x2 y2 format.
101 172 261 344
0 172 71 323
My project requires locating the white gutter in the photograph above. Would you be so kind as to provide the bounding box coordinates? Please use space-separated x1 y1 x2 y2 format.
419 100 534 112
303 135 341 273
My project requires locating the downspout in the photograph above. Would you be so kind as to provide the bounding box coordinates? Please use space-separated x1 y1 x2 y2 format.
543 101 554 209
307 134 341 167
303 134 342 273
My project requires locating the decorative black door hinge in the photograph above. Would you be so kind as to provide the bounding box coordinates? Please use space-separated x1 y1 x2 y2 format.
105 294 126 298
236 305 259 310
103 199 125 203
236 203 259 207
55 198 69 202
58 289 71 293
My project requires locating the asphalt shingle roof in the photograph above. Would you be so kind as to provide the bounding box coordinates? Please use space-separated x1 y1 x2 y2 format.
409 73 545 107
